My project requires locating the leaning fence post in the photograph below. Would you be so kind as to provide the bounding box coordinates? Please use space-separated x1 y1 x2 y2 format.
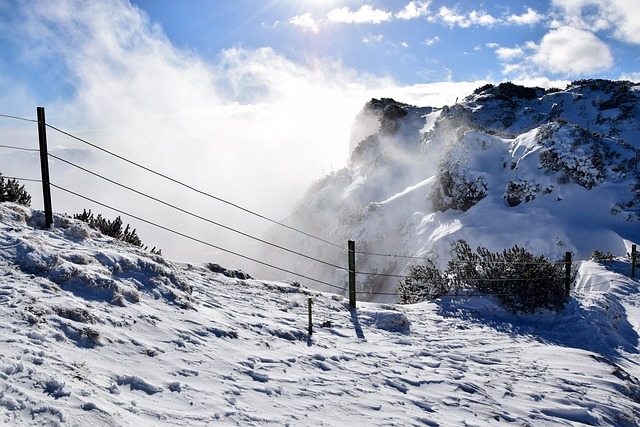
348 240 356 309
37 107 53 228
631 244 637 279
564 252 572 297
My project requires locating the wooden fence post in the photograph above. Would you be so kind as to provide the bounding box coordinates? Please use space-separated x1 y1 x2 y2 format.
37 107 53 228
564 252 572 297
308 297 313 335
348 240 356 309
631 244 637 280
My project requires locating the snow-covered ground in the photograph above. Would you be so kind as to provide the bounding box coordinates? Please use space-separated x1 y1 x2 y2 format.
1 203 639 426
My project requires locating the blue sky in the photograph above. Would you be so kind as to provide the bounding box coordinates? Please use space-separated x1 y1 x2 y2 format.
130 0 639 85
0 0 639 264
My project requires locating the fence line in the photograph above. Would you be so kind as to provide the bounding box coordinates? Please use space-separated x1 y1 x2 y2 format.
0 113 37 123
0 144 39 152
45 122 346 251
50 182 347 293
47 152 347 272
2 111 621 305
3 176 42 183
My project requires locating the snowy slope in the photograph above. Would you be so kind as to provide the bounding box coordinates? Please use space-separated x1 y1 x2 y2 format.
1 203 640 426
260 80 640 300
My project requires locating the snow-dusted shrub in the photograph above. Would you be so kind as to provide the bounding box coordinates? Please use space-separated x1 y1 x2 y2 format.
503 180 540 207
430 168 487 212
399 240 570 313
0 173 31 206
73 209 158 253
398 259 449 304
537 123 607 190
590 250 615 263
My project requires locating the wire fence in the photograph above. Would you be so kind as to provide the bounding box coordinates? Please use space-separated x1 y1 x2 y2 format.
0 111 636 304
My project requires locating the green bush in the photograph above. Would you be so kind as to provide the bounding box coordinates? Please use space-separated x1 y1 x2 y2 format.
0 173 31 206
73 209 160 254
399 240 570 313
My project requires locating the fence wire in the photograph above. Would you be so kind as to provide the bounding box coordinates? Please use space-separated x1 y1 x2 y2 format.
2 112 630 303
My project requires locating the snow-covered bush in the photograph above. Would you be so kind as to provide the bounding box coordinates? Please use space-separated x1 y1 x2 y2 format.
73 209 160 254
399 240 570 313
430 168 487 212
590 250 615 263
503 180 540 207
537 123 607 190
0 173 31 206
398 259 448 304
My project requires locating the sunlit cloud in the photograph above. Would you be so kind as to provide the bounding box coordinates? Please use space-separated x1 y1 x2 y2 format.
289 13 319 33
396 1 431 20
327 5 392 24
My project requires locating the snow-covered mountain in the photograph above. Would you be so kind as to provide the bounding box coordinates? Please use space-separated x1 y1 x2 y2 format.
260 79 640 301
1 202 640 426
2 79 640 426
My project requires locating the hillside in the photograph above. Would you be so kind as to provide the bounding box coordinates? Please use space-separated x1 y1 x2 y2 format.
1 202 640 425
259 79 640 301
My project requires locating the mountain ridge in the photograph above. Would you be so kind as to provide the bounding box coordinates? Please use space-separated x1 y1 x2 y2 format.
260 79 640 301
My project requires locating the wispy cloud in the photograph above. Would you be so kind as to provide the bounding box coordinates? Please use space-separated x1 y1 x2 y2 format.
423 36 440 46
362 33 384 44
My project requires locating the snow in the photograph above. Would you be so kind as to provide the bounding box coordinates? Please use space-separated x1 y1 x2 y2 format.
1 203 640 426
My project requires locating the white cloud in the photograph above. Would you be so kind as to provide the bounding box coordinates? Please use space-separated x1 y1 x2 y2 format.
423 36 440 46
507 7 544 25
495 46 525 61
434 6 468 27
327 5 392 24
468 10 499 26
289 13 319 33
362 33 384 44
396 1 431 20
434 6 499 28
532 27 613 75
620 72 640 82
552 0 640 44
5 0 407 270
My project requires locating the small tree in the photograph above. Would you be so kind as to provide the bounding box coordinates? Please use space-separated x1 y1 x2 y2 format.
0 173 31 206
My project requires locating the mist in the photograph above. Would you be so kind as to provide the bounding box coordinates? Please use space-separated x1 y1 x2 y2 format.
0 0 482 274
